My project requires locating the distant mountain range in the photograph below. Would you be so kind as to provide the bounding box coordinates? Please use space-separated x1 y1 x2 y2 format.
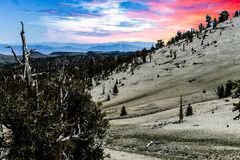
0 50 137 67
0 42 155 55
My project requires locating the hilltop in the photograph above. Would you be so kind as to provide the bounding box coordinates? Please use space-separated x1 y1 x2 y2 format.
91 16 240 159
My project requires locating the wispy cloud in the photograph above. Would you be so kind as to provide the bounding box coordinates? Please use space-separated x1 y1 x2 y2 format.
2 0 240 43
36 0 153 43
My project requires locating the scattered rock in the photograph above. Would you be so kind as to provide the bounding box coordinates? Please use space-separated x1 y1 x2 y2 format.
188 78 196 83
193 62 203 65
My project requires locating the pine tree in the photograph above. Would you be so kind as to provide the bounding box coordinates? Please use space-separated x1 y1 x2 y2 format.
176 31 182 41
186 103 193 116
141 48 148 63
120 106 127 116
217 85 225 99
218 11 229 23
156 40 164 49
234 11 239 17
206 15 212 28
107 94 111 101
113 84 119 94
151 45 155 52
225 80 233 97
213 18 218 29
199 23 204 33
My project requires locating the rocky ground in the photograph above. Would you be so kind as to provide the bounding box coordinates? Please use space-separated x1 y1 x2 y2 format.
105 98 240 159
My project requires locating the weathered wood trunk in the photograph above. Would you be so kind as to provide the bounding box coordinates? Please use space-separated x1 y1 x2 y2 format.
20 22 32 85
179 95 184 122
7 22 33 86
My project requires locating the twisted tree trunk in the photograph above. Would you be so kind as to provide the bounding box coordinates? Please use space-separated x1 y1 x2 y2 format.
179 95 184 123
20 22 32 85
7 22 33 86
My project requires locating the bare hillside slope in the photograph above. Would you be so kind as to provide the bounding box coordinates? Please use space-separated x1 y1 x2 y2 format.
92 17 240 119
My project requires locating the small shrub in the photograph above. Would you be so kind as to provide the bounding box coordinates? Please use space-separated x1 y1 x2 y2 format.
225 80 233 97
186 103 193 116
113 84 119 94
217 85 224 99
107 94 111 101
120 106 127 116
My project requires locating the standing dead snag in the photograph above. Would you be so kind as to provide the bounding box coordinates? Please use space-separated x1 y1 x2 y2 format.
102 81 105 95
179 95 184 123
21 21 33 85
6 22 41 108
6 22 33 86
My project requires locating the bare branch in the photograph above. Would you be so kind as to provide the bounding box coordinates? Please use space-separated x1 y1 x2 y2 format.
21 21 25 34
5 45 23 66
63 90 68 102
29 48 36 54
20 21 33 85
31 72 44 77
20 21 27 60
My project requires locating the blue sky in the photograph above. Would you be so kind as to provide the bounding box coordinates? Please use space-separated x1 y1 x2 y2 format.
0 0 239 44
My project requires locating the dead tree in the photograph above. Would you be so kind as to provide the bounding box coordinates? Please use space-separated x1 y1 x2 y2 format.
183 43 185 51
102 81 105 95
131 64 134 75
6 22 34 86
170 49 173 57
149 53 152 62
179 95 184 122
173 51 177 59
59 66 68 107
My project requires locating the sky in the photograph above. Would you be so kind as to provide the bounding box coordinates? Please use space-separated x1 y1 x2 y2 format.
0 0 239 44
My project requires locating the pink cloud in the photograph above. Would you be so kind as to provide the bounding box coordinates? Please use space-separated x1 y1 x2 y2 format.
44 0 240 43
122 0 240 42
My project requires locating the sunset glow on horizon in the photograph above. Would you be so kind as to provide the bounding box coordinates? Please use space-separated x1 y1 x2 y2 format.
0 0 239 44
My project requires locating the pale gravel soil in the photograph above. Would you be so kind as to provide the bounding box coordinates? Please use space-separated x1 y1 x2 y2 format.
104 148 161 160
105 98 240 159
